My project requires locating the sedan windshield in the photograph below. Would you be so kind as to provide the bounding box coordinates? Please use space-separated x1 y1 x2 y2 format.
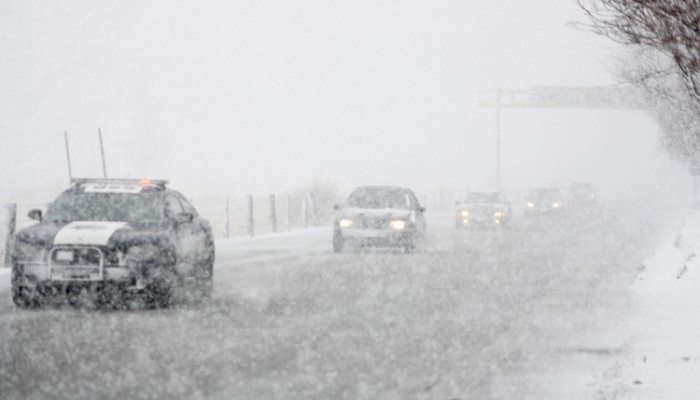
45 192 165 224
529 189 561 201
344 188 411 210
463 192 502 204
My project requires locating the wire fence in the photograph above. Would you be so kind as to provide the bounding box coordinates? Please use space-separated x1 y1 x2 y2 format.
189 193 317 239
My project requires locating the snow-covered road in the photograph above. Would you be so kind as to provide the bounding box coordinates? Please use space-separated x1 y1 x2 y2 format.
0 210 672 400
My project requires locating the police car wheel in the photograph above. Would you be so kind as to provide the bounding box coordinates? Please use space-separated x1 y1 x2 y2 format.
194 239 215 300
146 279 173 308
97 285 127 309
193 263 213 302
12 286 40 308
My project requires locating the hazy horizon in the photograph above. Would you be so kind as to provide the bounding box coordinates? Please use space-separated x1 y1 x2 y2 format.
0 0 689 203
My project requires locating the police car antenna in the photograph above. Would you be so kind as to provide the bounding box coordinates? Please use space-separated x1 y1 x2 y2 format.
98 128 108 178
63 131 73 184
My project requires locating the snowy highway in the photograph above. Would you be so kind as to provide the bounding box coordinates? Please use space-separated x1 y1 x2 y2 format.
0 209 671 400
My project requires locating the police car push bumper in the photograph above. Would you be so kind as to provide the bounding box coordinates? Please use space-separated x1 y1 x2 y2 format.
19 220 140 284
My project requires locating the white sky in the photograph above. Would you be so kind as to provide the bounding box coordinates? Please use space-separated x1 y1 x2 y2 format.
0 0 688 202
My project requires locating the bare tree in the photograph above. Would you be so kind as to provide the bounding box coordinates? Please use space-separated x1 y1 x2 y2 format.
578 0 700 106
615 47 700 162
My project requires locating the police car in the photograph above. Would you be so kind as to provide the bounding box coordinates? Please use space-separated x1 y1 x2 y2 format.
11 178 215 308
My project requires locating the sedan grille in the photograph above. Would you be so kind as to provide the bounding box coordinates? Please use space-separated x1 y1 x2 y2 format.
357 214 389 229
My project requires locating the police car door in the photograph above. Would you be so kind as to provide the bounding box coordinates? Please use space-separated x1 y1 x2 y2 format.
407 190 426 234
174 194 208 266
164 195 197 275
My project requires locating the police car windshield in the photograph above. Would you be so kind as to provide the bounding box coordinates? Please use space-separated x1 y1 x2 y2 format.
345 188 411 210
463 192 501 204
46 192 165 224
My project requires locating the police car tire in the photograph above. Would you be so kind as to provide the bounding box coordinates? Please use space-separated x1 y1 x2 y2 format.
194 263 213 302
196 238 215 299
12 286 39 308
146 279 173 308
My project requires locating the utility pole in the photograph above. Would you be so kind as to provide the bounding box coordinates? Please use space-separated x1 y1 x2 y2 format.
269 194 277 233
286 194 292 231
64 131 73 183
98 128 107 178
225 197 230 239
247 195 255 236
495 88 502 191
4 204 16 269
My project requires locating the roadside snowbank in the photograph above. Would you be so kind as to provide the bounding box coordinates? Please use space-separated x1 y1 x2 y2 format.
618 211 700 399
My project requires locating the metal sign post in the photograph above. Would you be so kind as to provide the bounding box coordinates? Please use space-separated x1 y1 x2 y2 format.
478 85 648 191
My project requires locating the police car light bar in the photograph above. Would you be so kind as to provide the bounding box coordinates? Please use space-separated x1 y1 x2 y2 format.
71 178 169 187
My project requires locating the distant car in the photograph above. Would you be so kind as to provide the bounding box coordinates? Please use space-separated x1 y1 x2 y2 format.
455 191 511 228
568 182 599 206
333 186 426 252
524 187 565 217
11 178 215 308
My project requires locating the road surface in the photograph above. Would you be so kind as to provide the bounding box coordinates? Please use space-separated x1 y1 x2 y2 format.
0 209 670 400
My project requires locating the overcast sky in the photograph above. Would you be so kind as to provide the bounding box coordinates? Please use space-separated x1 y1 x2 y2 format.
0 0 688 203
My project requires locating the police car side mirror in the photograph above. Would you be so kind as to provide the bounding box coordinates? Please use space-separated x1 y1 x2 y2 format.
333 204 341 210
418 206 426 213
175 212 194 224
28 209 42 221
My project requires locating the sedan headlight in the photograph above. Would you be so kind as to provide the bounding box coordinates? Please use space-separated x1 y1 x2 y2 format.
527 202 534 208
459 209 469 218
389 220 407 230
339 219 353 228
494 211 503 218
552 202 561 208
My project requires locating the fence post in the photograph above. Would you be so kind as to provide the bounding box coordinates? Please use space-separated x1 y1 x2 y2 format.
286 194 292 231
225 197 230 239
4 204 17 269
269 194 277 233
306 192 317 226
302 195 308 227
247 195 255 237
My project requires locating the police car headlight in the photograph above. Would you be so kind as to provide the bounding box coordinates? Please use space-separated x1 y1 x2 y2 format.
13 240 45 262
552 202 561 208
527 202 535 208
124 244 161 265
494 211 503 218
459 209 469 218
339 219 353 228
389 220 407 230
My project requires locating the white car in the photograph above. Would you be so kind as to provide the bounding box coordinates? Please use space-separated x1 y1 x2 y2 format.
333 186 427 252
455 191 512 228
